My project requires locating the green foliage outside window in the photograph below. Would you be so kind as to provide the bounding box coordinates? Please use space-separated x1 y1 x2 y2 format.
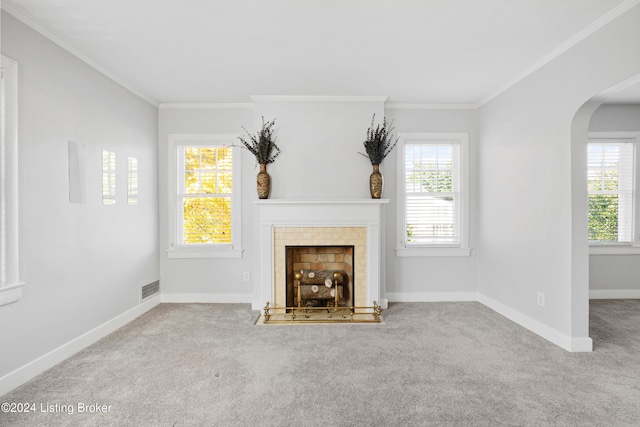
407 168 453 193
588 195 619 242
587 146 621 242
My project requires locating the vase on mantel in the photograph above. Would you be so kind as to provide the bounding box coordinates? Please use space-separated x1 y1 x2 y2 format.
369 164 383 199
257 163 271 199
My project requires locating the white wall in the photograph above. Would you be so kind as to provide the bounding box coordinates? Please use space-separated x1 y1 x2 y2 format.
0 12 159 383
159 98 383 301
158 106 255 299
477 5 640 350
384 108 478 298
253 97 383 200
588 104 640 294
158 101 478 302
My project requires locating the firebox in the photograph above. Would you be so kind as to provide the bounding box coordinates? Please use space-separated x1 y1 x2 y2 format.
285 246 354 308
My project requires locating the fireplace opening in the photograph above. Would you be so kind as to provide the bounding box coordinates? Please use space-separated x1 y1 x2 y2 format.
285 246 354 309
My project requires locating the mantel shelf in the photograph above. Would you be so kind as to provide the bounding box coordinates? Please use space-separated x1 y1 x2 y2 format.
254 199 390 205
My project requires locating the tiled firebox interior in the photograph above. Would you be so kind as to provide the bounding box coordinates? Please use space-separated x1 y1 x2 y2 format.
286 246 354 307
273 227 367 308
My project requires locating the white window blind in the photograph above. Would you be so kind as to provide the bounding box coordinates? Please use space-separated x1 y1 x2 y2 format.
404 142 461 245
587 141 635 244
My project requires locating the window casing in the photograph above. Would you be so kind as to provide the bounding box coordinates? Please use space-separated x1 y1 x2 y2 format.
168 134 242 258
397 133 470 257
1 54 24 306
588 132 639 253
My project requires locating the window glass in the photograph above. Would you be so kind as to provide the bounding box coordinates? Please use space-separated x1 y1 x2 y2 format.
179 145 233 245
587 141 635 244
404 142 461 245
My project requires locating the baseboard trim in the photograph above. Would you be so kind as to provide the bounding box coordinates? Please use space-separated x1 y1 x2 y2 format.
386 292 479 302
161 293 253 304
0 295 161 397
478 293 593 352
589 289 640 299
570 337 595 352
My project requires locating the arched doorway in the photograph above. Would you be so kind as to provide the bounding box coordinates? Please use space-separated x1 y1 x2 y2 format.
571 74 640 349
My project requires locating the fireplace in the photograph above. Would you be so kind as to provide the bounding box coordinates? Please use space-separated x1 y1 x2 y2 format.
253 199 388 312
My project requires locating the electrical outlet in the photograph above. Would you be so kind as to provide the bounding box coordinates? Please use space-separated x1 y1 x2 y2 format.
243 271 251 282
537 292 545 307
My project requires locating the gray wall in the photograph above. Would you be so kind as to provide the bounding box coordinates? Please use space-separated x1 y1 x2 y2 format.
0 12 159 378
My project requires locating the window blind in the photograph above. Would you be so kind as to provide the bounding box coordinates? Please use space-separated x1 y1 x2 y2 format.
404 142 461 245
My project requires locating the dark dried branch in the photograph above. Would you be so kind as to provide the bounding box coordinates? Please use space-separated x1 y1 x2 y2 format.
237 116 281 164
358 114 398 165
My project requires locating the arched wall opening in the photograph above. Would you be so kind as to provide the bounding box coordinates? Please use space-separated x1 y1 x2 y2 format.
570 73 640 348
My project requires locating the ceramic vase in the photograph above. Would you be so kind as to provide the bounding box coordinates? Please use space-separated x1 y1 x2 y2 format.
369 164 383 199
257 163 271 199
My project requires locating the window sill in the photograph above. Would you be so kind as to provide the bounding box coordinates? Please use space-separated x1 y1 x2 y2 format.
589 246 640 255
396 247 471 257
0 282 25 307
167 249 244 259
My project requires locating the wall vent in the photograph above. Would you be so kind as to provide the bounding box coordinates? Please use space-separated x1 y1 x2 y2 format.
141 280 160 300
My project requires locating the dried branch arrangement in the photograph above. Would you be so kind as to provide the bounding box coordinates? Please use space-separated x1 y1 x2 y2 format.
238 117 281 164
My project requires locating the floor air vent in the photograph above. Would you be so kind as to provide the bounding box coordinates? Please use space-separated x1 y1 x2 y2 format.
141 280 160 300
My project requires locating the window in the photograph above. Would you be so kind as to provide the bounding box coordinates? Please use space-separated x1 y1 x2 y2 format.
588 133 638 250
102 150 116 205
168 134 242 258
397 133 470 257
1 54 24 306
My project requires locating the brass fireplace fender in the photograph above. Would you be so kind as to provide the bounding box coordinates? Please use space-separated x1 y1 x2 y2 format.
261 301 382 324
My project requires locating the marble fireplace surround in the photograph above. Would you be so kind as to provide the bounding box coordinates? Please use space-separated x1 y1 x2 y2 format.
253 200 389 311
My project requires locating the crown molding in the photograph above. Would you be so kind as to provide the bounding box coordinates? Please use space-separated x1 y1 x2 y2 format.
251 95 388 103
159 103 254 110
478 0 640 107
161 101 479 110
1 0 158 107
385 103 477 110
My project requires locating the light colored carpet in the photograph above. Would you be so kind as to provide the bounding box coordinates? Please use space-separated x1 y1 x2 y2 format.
1 300 639 426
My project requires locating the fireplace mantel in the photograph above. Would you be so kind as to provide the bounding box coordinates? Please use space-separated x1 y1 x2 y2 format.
253 199 389 310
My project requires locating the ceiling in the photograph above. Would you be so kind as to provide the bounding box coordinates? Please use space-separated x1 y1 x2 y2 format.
3 0 639 106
